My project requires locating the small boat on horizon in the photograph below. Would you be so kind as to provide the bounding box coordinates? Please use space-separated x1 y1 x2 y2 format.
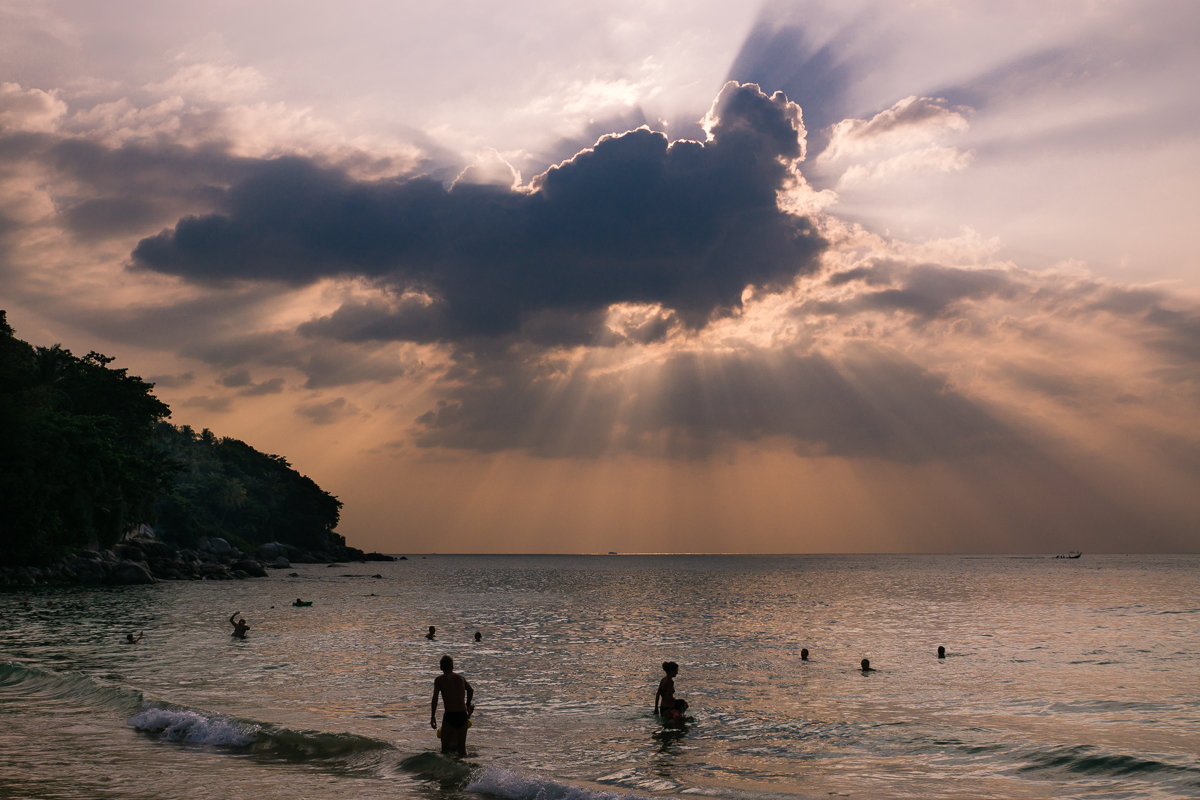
1054 551 1083 559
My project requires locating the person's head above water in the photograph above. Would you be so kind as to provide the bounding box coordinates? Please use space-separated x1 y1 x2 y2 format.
861 658 872 671
937 645 946 658
662 661 678 676
440 655 453 673
801 648 809 660
474 631 482 641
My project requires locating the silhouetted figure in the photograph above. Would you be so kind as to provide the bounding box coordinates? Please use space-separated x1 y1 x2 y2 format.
474 631 482 642
426 626 436 640
229 612 249 638
860 658 875 672
801 648 809 661
937 645 946 659
125 631 143 644
656 661 687 719
431 655 474 756
662 697 689 723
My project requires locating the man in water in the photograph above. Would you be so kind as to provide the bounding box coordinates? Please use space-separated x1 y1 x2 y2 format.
125 631 143 644
860 658 875 672
431 655 474 756
426 625 436 640
229 612 250 638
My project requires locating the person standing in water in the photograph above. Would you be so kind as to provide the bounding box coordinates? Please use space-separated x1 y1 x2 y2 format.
431 655 474 756
655 661 681 716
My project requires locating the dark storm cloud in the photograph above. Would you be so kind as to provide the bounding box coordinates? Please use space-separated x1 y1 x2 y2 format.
134 83 825 344
413 344 1016 461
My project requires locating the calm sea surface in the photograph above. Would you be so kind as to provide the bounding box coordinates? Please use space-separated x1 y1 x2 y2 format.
1 554 1198 800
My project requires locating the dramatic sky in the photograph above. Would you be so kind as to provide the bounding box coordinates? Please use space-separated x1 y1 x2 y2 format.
3 0 1198 553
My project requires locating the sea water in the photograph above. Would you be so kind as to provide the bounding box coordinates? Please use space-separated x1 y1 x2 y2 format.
1 554 1198 800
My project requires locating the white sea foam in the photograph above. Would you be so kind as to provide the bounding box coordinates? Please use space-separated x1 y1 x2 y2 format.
129 707 257 747
467 766 664 800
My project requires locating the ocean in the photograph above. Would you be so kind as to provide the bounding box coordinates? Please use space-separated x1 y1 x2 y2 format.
1 554 1198 800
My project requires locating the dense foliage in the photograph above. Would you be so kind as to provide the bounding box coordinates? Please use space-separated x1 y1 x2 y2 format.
0 311 342 566
153 424 343 553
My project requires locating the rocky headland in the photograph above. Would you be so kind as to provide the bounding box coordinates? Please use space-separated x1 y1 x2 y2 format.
0 534 397 588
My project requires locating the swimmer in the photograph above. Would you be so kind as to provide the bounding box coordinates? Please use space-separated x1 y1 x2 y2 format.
801 648 809 661
229 612 250 638
474 631 482 642
860 658 875 672
431 655 474 756
937 645 946 659
125 631 143 644
426 626 436 640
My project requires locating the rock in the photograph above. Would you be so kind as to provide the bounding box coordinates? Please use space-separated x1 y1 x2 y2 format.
205 538 233 557
108 560 156 585
67 556 108 584
232 559 267 578
256 541 288 561
199 562 232 580
115 543 145 562
269 556 291 569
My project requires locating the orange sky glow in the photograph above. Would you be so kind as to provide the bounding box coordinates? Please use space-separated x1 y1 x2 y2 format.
2 1 1198 553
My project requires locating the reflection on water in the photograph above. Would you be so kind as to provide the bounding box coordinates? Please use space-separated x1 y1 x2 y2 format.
2 554 1199 800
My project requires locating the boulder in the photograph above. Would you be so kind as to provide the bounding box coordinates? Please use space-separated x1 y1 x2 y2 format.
256 542 288 561
269 556 291 569
199 562 233 579
232 559 267 578
115 543 145 562
205 538 233 557
108 560 156 585
67 555 108 584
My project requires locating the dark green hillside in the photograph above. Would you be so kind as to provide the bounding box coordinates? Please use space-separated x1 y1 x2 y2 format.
0 310 350 569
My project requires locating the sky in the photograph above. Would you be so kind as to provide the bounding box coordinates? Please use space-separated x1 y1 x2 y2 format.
2 0 1198 553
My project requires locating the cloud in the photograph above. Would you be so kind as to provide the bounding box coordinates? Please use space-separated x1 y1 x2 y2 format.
0 82 67 132
818 96 974 187
239 376 285 396
295 396 360 425
820 96 970 162
133 82 826 343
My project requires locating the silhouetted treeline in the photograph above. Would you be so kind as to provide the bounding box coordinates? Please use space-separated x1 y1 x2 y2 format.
153 424 343 553
0 311 343 566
